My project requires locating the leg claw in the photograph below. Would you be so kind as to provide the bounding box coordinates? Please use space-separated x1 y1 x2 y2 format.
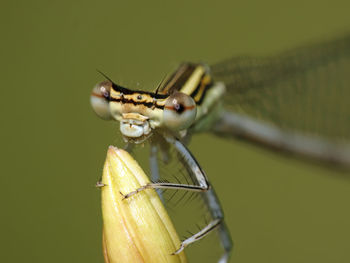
96 181 106 188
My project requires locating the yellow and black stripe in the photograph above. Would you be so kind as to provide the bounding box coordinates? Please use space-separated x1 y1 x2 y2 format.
106 63 213 110
160 63 213 105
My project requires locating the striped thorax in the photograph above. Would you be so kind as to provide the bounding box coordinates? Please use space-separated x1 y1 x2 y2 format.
91 63 226 143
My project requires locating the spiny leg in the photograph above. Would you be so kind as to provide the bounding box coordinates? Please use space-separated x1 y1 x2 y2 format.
121 181 208 199
173 218 231 263
167 136 232 263
121 135 210 199
121 135 232 262
204 187 232 262
172 218 221 255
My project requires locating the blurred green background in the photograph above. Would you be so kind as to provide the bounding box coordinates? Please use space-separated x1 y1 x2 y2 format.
2 0 350 262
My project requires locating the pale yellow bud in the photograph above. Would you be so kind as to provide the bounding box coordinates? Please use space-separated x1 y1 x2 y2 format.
101 146 188 263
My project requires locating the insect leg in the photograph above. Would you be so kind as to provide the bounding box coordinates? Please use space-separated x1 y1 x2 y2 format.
149 143 165 202
172 218 221 254
121 181 208 199
149 144 160 182
121 135 232 262
217 221 232 263
121 136 210 199
205 188 233 263
168 136 232 263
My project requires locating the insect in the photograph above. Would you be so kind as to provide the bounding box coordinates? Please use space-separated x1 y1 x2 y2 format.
91 33 350 262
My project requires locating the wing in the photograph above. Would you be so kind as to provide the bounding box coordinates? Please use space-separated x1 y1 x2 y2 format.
210 34 350 167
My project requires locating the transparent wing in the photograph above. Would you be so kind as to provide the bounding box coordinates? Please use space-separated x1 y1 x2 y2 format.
211 34 350 140
210 34 350 167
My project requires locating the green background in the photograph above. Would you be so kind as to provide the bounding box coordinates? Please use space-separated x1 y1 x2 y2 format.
2 0 350 262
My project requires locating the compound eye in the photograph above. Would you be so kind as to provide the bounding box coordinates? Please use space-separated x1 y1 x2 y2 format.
90 81 112 120
163 92 197 131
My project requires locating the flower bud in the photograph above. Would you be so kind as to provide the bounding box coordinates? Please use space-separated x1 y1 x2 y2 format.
101 146 187 263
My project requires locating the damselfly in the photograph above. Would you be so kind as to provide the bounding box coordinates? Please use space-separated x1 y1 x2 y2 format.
91 33 350 262
92 62 232 262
